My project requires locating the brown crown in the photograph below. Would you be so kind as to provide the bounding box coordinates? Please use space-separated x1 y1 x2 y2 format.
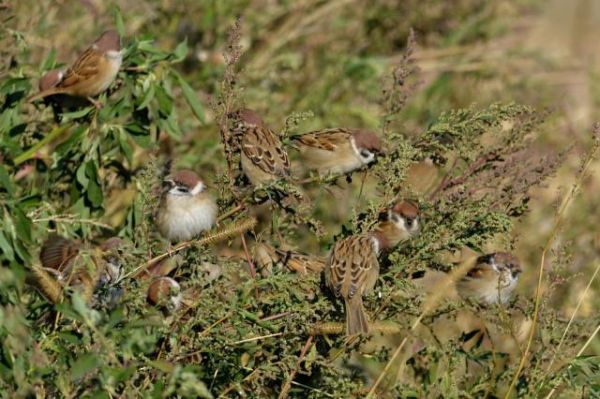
352 130 382 152
147 277 180 305
230 108 263 126
169 169 202 189
38 69 64 91
95 30 120 52
391 200 419 219
485 252 521 272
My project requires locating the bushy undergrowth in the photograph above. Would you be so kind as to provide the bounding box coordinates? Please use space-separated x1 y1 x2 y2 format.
0 2 598 398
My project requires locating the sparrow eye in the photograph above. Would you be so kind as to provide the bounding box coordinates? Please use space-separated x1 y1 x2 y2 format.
360 149 372 158
177 186 190 194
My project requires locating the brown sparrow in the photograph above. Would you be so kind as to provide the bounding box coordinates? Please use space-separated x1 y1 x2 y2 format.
326 200 420 335
229 109 291 186
253 242 326 276
147 277 182 312
456 252 521 305
291 128 382 176
156 169 218 242
38 234 124 301
27 30 122 106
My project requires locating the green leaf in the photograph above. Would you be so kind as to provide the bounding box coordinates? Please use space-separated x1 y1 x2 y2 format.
0 165 14 194
70 353 99 381
155 85 174 116
137 84 155 110
118 129 134 165
61 106 94 122
0 230 14 261
41 48 57 70
173 71 205 124
76 164 89 188
113 6 125 38
172 39 188 62
14 206 32 243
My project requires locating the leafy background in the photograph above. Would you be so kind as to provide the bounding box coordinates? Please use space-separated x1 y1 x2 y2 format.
0 0 599 398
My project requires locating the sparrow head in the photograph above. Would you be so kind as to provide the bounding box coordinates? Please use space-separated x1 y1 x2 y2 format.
38 68 64 91
229 108 263 127
476 252 522 281
163 169 205 197
351 130 383 164
388 199 420 236
228 108 264 139
94 30 121 54
458 251 521 304
147 277 182 312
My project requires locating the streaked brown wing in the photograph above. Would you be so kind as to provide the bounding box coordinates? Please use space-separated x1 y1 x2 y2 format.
59 47 101 88
242 125 290 176
275 248 326 273
292 128 352 151
328 235 377 299
39 234 80 271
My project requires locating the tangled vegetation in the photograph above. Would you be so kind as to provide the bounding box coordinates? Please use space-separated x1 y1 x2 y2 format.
0 1 598 398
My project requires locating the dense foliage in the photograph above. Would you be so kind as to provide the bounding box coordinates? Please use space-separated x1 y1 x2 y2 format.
0 1 598 398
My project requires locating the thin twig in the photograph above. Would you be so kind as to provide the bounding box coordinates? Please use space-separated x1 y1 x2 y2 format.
217 203 245 222
503 136 598 398
278 336 314 399
239 234 255 280
232 332 284 345
543 324 600 399
538 261 600 391
32 216 113 230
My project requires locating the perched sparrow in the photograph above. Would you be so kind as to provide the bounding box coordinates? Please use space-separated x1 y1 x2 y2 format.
229 109 291 186
156 169 218 242
326 200 420 335
253 242 326 276
456 252 521 304
147 277 182 312
291 128 382 176
27 30 122 106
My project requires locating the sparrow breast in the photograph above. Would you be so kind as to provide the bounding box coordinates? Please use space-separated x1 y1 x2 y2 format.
158 193 218 242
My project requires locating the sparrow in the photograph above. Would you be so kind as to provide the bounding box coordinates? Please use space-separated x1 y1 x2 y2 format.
147 277 182 312
27 30 122 106
253 242 326 276
291 128 382 176
229 109 291 186
326 200 420 336
456 252 522 305
37 234 124 302
156 169 218 243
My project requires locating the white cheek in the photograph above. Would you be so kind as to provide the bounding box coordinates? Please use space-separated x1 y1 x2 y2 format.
190 182 205 195
350 138 375 165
